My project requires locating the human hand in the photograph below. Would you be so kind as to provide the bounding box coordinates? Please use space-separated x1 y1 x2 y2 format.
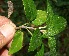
0 16 16 56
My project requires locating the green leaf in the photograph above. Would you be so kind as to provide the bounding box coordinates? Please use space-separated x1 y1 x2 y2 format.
46 0 67 36
9 30 23 54
35 45 44 56
47 15 67 36
48 37 57 56
46 1 67 55
28 29 42 52
32 10 47 26
22 0 37 21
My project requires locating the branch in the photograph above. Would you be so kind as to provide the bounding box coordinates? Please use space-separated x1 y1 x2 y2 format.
16 25 36 30
16 25 47 33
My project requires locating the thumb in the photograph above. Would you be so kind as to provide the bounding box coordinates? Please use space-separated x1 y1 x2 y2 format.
0 16 16 49
0 48 12 56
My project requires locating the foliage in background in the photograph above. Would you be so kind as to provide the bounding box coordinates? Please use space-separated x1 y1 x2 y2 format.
0 0 69 56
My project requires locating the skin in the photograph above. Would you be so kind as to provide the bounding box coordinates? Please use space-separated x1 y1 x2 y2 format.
0 48 12 56
0 16 16 56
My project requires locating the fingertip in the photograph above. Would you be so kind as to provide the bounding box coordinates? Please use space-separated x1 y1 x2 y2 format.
0 48 12 56
0 16 16 49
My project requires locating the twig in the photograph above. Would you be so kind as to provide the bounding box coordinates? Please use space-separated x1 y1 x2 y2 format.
16 25 47 30
16 25 46 33
26 29 33 36
16 25 36 30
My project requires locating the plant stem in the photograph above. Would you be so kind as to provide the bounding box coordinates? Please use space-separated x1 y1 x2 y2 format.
16 25 46 31
16 25 36 30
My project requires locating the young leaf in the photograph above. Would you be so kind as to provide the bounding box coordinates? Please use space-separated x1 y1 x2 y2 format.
32 10 47 26
28 29 42 52
35 45 44 56
9 30 23 54
22 0 37 21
